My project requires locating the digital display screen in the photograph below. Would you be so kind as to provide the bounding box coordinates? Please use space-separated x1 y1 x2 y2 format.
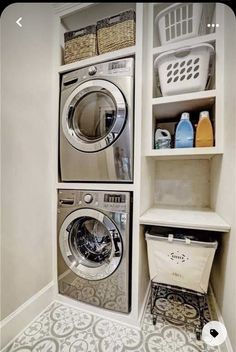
109 61 126 70
104 194 126 203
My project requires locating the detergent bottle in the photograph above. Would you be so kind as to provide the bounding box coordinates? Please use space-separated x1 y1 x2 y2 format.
195 111 214 147
155 129 171 149
175 112 194 148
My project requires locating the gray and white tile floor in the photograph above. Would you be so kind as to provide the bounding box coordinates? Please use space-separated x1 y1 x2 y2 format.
5 296 219 352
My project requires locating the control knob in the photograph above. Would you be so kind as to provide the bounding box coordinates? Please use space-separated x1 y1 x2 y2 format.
84 194 93 203
88 66 97 76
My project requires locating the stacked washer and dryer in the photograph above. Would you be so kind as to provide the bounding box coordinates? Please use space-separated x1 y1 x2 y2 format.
57 58 134 313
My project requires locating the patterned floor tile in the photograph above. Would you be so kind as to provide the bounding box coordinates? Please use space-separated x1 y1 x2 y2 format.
4 293 220 352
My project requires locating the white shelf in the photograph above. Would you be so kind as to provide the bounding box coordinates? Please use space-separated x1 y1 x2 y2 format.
58 46 136 73
145 147 222 160
139 206 230 232
153 33 216 56
152 90 216 106
56 182 134 192
152 90 216 119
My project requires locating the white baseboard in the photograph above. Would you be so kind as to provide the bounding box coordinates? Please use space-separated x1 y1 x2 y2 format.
209 285 234 352
138 283 151 327
58 269 71 281
0 281 55 350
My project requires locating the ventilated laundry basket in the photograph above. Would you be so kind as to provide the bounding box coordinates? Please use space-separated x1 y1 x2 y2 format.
154 43 214 96
145 228 217 294
155 3 204 45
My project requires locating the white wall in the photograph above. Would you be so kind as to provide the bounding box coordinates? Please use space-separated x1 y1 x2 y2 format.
210 4 236 349
1 3 54 321
154 160 210 208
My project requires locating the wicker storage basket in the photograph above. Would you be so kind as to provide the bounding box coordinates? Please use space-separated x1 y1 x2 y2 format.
97 10 136 55
64 25 97 64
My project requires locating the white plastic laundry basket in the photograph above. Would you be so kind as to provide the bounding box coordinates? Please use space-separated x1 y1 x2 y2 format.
145 230 217 294
154 43 214 96
155 3 203 45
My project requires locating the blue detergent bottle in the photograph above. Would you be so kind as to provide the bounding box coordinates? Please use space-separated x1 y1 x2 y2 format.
175 112 194 148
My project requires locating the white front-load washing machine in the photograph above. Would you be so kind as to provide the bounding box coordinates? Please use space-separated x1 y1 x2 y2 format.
57 189 132 313
59 57 134 182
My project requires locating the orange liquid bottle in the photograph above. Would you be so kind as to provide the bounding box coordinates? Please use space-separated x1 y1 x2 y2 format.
195 111 214 147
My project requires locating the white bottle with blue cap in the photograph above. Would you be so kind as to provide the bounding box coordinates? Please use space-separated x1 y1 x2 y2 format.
175 112 194 148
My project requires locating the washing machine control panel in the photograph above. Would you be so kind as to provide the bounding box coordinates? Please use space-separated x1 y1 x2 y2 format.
73 191 130 212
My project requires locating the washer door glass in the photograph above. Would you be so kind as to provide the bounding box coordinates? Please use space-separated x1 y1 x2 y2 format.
59 209 123 280
70 217 112 266
62 80 126 152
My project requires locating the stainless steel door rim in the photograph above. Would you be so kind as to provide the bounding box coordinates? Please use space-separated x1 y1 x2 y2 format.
59 208 123 280
62 80 126 153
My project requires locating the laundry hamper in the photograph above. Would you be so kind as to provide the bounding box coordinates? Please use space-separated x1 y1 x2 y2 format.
154 43 214 96
97 10 136 54
145 227 217 339
155 3 205 45
64 25 97 64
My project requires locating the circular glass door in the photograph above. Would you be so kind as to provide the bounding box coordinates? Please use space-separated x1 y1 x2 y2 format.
59 209 123 280
62 80 126 153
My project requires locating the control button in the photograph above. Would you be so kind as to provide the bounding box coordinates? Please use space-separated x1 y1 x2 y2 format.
88 66 97 75
84 194 93 203
121 214 127 223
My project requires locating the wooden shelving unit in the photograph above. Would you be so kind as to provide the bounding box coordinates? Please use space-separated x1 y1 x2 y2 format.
140 3 230 235
145 3 219 161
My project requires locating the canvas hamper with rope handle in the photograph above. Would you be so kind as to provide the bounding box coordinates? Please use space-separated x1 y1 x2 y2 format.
145 228 218 294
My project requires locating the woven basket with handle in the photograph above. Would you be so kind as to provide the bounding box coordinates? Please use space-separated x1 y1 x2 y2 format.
64 25 97 64
97 10 136 55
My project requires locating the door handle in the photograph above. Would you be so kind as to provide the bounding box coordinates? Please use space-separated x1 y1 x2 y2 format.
67 106 74 127
111 231 121 257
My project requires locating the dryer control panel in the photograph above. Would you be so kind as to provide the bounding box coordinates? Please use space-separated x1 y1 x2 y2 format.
62 57 134 90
